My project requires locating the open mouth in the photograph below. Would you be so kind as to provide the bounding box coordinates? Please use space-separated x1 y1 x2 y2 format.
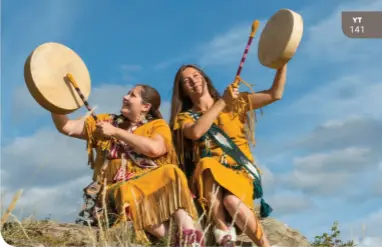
122 101 130 108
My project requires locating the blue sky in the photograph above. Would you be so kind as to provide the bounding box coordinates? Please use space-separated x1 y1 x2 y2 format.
1 0 382 246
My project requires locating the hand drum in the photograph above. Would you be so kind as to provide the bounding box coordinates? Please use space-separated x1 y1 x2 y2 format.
24 42 91 115
258 9 304 69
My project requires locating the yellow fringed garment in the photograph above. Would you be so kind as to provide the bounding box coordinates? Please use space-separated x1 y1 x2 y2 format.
108 164 198 243
84 115 198 244
172 92 264 238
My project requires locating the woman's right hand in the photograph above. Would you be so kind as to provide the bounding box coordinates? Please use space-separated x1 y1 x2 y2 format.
222 84 240 105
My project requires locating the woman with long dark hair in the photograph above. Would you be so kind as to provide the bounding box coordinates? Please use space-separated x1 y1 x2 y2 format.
169 65 287 247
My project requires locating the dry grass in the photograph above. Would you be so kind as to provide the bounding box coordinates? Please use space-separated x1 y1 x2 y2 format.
0 186 235 247
1 216 141 247
0 183 312 247
1 189 23 226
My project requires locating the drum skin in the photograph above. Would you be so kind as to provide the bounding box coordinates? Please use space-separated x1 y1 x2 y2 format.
24 42 91 115
258 9 304 69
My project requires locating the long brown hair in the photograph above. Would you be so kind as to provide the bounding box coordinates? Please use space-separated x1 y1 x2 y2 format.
135 84 178 165
136 84 163 119
169 65 221 177
169 64 220 129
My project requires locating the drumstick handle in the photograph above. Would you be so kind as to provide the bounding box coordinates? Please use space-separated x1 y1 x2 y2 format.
233 20 260 87
65 73 98 121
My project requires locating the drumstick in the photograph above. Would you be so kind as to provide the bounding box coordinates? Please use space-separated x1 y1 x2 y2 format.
230 20 260 92
65 73 98 121
227 21 260 146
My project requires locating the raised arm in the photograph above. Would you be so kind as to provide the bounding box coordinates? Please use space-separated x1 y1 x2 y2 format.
51 113 87 140
246 64 287 110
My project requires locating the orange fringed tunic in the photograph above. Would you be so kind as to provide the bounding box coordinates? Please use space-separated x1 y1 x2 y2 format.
84 114 198 244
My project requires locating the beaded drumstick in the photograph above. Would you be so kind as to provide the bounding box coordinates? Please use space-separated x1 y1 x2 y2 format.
65 73 98 121
231 20 260 89
229 20 260 145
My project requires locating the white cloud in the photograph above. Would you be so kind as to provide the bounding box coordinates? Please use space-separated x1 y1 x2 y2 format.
345 207 382 241
11 83 133 123
259 165 276 194
373 171 382 196
1 128 90 189
151 18 268 71
198 21 266 67
268 192 315 216
280 146 380 197
282 169 352 197
280 116 382 198
247 156 277 195
274 113 382 238
12 86 45 118
284 74 382 121
356 237 382 247
291 116 382 155
1 176 91 222
252 162 317 217
293 147 377 173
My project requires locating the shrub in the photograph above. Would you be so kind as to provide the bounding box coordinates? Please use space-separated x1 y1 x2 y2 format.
311 221 356 247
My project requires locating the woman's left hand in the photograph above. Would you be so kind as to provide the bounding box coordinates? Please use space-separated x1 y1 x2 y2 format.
95 121 117 138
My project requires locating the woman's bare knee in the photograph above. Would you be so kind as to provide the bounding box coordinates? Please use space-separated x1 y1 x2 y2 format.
145 223 168 239
222 194 269 246
173 209 195 230
223 193 242 212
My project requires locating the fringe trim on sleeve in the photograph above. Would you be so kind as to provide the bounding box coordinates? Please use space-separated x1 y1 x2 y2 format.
231 76 262 146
